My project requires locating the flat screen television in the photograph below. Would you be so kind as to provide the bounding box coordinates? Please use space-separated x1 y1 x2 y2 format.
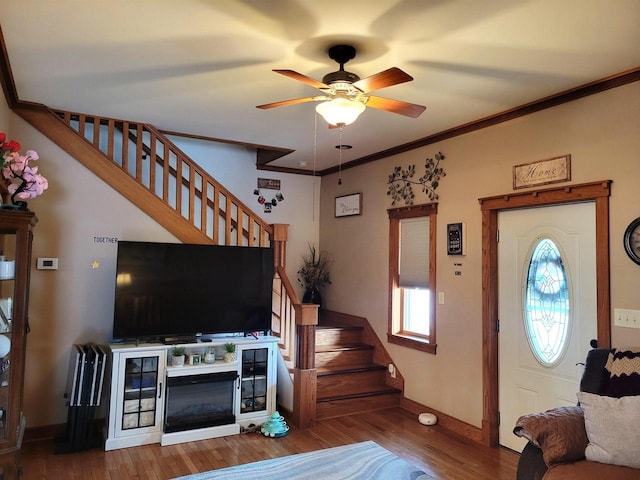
112 241 274 342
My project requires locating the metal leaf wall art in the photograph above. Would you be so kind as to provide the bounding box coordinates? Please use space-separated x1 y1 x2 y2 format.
387 152 446 206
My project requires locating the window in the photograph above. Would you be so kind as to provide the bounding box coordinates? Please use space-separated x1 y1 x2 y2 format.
524 237 570 367
388 204 437 353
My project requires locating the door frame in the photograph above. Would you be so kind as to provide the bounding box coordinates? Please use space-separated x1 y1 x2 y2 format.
478 180 611 446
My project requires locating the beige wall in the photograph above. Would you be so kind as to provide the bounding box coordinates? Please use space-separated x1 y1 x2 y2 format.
2 103 320 427
2 81 638 431
319 82 640 428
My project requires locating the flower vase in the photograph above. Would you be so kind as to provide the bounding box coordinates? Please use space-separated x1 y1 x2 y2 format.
303 287 322 307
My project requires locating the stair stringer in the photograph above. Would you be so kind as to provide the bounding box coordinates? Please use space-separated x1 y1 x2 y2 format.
15 105 216 244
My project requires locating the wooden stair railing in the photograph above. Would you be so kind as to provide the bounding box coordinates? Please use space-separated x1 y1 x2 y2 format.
271 262 320 428
13 103 320 428
52 109 272 246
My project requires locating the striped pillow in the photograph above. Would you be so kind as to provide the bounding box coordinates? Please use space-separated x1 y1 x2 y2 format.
602 347 640 397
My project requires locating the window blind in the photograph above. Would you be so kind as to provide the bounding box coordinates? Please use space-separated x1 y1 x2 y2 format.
399 216 430 288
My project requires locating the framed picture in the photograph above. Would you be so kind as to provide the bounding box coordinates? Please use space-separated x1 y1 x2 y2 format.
513 155 571 189
447 222 466 255
335 193 362 217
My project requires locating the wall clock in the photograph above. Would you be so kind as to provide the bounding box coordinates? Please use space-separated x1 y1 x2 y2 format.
623 217 640 265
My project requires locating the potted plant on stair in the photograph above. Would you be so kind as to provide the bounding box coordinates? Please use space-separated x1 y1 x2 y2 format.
297 244 332 308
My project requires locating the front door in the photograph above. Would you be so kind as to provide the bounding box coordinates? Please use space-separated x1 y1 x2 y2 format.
498 202 597 451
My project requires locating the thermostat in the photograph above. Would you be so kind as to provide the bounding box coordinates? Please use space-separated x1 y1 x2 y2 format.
37 258 59 270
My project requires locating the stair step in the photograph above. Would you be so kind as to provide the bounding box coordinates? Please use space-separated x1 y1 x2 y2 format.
315 343 373 353
316 363 387 376
315 344 374 368
315 325 363 346
316 391 402 421
318 386 402 402
317 369 391 400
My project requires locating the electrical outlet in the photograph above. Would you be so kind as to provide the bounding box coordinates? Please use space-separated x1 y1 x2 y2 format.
388 363 396 378
614 308 640 329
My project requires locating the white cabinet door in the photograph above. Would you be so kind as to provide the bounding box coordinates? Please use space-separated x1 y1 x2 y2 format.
237 343 277 425
106 348 166 450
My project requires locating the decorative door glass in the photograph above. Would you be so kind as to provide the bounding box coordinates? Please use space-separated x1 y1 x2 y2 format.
524 237 570 367
122 356 159 430
240 348 268 413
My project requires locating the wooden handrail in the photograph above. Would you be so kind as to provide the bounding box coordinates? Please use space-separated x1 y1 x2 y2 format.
53 109 273 246
272 265 299 367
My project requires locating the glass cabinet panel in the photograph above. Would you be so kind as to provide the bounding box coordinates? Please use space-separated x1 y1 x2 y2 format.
0 233 15 442
122 356 159 430
240 348 268 414
0 210 36 452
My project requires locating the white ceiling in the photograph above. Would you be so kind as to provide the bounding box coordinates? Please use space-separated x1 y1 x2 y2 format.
1 1 639 173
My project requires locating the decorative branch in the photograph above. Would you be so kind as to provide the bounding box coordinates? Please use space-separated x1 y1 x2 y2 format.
387 152 446 206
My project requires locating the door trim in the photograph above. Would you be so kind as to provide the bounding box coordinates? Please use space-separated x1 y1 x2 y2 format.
478 180 611 446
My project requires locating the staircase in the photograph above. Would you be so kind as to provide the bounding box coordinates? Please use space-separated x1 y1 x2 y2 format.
315 311 403 420
10 101 398 428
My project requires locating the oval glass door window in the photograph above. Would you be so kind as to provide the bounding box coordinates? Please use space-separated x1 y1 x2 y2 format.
524 237 570 367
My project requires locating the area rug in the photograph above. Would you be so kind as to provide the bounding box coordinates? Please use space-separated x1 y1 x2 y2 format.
173 440 432 479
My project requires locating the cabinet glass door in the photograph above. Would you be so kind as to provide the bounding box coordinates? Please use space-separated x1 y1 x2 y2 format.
0 232 17 442
122 356 160 430
240 348 268 414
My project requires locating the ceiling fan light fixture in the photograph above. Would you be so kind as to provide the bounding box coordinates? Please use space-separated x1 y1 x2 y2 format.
316 97 366 126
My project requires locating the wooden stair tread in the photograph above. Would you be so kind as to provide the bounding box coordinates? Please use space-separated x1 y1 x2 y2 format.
316 324 362 331
315 343 373 353
316 363 387 376
317 387 402 403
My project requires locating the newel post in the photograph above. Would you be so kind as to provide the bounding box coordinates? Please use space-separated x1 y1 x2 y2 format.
292 303 318 429
270 224 289 268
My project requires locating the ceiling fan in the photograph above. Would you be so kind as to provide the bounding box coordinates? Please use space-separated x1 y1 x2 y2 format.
256 44 426 126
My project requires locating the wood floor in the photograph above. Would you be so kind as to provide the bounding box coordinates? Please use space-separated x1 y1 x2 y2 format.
19 408 518 480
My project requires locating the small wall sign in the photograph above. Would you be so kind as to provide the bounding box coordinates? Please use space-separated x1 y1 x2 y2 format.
257 178 281 190
335 193 362 217
447 222 466 255
513 155 571 189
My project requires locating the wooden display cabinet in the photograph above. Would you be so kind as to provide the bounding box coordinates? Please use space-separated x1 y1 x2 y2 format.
0 210 36 473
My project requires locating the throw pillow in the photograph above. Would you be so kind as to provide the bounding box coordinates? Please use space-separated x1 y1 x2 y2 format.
513 406 588 466
577 391 640 469
602 348 640 397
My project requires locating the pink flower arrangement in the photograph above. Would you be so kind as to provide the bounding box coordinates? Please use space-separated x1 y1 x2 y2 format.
0 132 48 204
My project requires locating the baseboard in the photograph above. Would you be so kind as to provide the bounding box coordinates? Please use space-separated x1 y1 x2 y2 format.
400 397 483 444
23 417 106 444
23 423 66 443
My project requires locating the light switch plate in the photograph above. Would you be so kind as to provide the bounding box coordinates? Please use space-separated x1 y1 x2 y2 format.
614 308 640 329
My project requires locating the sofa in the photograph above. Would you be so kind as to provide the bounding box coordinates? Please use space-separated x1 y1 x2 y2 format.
513 347 640 480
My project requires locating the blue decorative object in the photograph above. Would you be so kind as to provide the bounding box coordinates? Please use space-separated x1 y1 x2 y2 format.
260 411 289 438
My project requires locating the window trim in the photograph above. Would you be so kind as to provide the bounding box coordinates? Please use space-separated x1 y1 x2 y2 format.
387 203 437 354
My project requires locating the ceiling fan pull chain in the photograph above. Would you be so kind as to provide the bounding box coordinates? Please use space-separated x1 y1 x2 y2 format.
338 127 343 185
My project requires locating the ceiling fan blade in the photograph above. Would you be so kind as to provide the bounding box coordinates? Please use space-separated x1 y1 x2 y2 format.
352 67 413 93
364 95 426 118
256 96 327 110
273 69 329 90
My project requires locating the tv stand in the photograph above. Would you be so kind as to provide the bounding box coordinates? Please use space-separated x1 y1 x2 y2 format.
104 335 278 451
